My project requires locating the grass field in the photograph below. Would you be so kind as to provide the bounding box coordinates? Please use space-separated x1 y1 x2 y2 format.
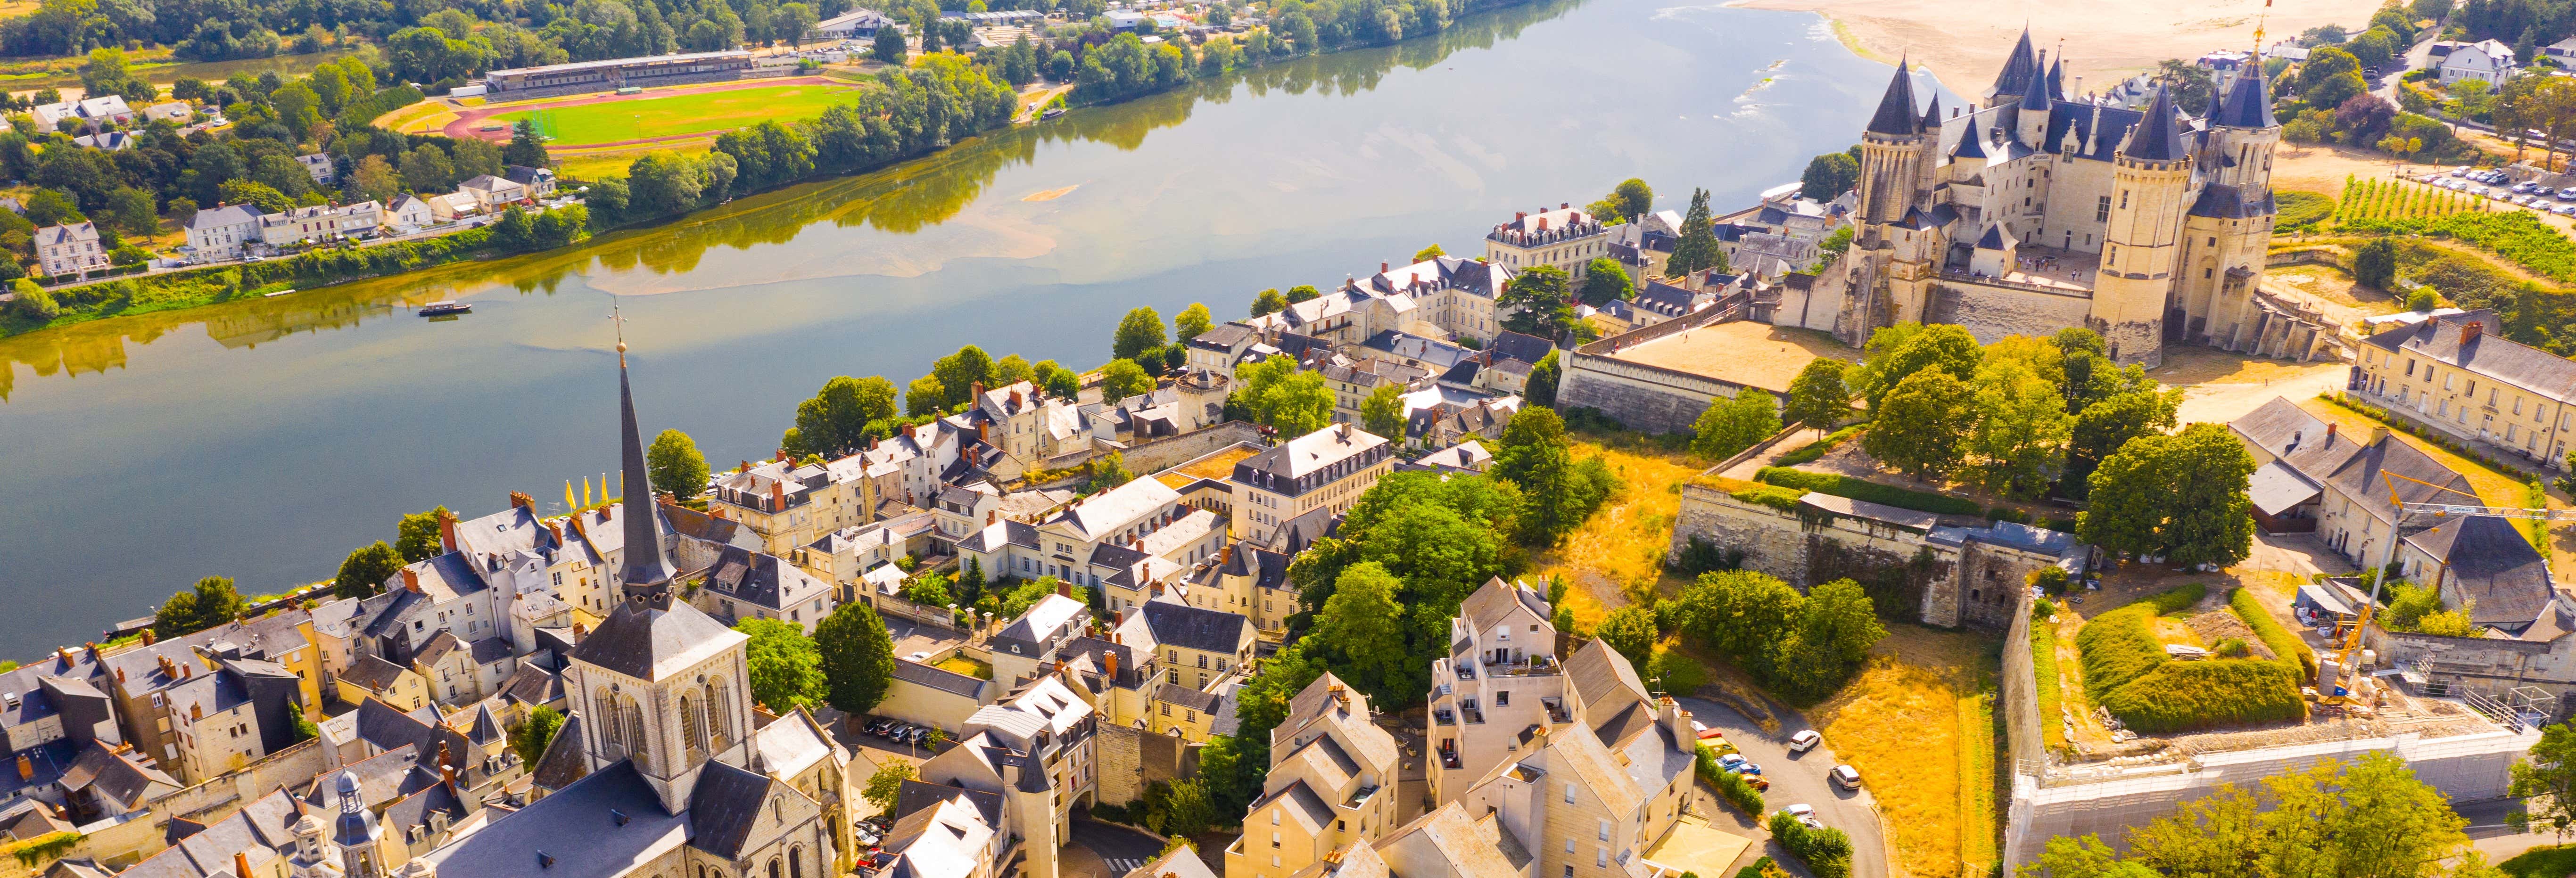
1809 625 2002 878
494 83 858 147
1530 433 1703 630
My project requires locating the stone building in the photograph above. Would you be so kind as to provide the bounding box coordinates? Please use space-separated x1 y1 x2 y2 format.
1666 484 2088 629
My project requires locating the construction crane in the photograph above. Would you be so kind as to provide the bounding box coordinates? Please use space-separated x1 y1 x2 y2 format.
2322 469 2576 706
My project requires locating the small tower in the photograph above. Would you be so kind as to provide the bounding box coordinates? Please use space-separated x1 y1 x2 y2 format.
289 812 346 878
1858 58 1927 227
2203 61 2281 191
1986 27 2040 108
2015 50 2053 147
330 771 384 878
2091 85 2193 366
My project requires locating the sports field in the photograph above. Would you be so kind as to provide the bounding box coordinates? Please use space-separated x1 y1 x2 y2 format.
489 82 858 147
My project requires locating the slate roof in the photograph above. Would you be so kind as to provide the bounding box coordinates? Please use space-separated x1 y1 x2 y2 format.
893 660 992 699
685 760 779 858
1566 640 1649 725
2188 183 2276 219
342 654 412 692
1158 686 1222 714
1140 601 1249 655
2229 396 2332 459
994 594 1086 649
2370 312 2576 403
421 762 689 878
700 545 830 613
2214 61 2279 128
1458 577 1548 633
59 741 177 812
1867 59 1921 135
2248 460 2324 516
1486 331 1554 366
528 711 590 791
2124 85 2188 162
569 596 744 682
893 778 1002 829
2407 515 2553 629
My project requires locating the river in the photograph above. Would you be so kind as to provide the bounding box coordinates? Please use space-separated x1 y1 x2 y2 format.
0 0 1900 651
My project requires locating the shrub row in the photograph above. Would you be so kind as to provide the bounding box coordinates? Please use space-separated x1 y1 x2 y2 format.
1774 425 1862 467
2141 582 2210 615
2095 660 2307 733
1767 810 1854 878
1696 743 1764 816
2430 210 2576 283
2229 587 2317 682
1754 467 1985 516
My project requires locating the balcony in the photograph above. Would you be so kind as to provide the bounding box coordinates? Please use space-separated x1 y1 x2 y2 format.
1346 786 1379 808
1438 749 1462 771
1432 708 1457 726
1490 655 1560 677
1542 697 1571 725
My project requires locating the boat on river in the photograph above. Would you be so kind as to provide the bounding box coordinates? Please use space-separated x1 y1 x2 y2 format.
418 301 471 316
1041 107 1065 120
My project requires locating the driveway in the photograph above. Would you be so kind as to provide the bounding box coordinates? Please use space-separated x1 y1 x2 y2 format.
1676 697 1890 878
1069 817 1167 877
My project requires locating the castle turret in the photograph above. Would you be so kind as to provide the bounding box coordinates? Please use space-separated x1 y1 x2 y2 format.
2015 50 2053 147
2180 61 2284 348
2091 85 2193 366
1858 59 1926 226
2203 61 2281 191
1986 27 2039 108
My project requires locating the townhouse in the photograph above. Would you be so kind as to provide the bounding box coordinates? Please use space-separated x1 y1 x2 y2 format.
1230 423 1394 551
689 544 836 633
956 477 1227 615
34 222 107 278
1139 600 1254 695
1484 205 1611 280
183 205 266 260
1225 673 1404 878
2351 310 2576 472
1178 542 1296 634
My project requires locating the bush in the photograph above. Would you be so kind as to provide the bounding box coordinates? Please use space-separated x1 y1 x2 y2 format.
1767 810 1855 878
1698 743 1764 816
2096 659 2306 733
1775 424 1862 466
1753 467 1984 516
2142 582 2209 615
2074 604 2169 698
2229 586 2317 681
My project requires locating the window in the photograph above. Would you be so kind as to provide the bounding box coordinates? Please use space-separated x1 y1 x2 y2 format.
1564 783 1576 804
1565 839 1575 854
1597 849 1609 868
1496 691 1510 706
2097 196 2111 221
2120 190 2130 209
1598 820 1610 841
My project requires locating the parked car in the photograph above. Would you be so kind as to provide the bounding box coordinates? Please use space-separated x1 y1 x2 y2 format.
1692 721 1725 741
1781 804 1823 829
1831 764 1863 791
866 718 893 736
1718 753 1747 768
1789 730 1822 754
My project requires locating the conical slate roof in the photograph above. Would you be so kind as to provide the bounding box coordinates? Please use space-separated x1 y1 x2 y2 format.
2214 64 2278 129
2123 84 2188 162
1952 123 1988 159
2019 51 2054 111
1920 92 1943 129
1991 27 2039 97
2047 57 2064 99
1868 58 1922 135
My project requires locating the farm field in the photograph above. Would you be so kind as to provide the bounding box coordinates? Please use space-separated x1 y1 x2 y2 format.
490 82 858 147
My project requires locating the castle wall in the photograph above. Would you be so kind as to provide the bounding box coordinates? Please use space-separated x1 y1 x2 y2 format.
1926 280 2097 345
1670 484 2014 628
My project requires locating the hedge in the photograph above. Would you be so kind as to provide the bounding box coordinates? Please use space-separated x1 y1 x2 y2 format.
1754 467 1984 516
1767 811 1854 878
2229 587 2317 682
1697 742 1764 816
2141 582 2209 615
1775 425 1862 467
2277 190 2336 229
2073 583 2206 698
2096 659 2307 733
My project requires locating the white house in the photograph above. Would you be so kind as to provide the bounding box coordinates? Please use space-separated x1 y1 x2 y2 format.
258 202 380 246
141 101 193 123
34 222 107 278
296 153 337 185
457 174 528 211
386 194 435 231
183 204 267 260
2438 39 2518 85
427 191 482 222
503 164 557 199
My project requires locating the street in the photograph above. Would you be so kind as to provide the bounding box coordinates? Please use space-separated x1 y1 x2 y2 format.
1068 817 1168 876
1676 697 1891 878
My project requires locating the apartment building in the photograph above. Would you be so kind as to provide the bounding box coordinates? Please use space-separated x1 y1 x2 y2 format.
1179 542 1296 634
924 673 1100 878
1428 577 1570 804
1485 205 1611 278
1457 698 1696 878
1230 423 1395 550
34 222 107 278
1225 673 1404 878
946 380 1096 474
1139 600 1254 692
690 544 837 633
957 477 1227 614
709 453 879 556
1334 255 1517 345
2351 310 2576 471
990 591 1092 688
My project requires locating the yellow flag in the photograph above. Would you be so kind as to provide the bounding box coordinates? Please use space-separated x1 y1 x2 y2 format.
565 480 578 511
583 477 594 509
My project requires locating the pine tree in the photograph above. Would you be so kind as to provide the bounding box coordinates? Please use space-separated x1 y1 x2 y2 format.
1666 188 1727 277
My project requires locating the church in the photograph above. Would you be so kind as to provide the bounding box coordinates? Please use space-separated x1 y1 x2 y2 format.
413 340 854 878
1794 31 2330 366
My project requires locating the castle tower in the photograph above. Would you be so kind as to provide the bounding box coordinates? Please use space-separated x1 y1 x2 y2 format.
2090 84 2192 366
1858 59 1926 227
2203 62 2280 191
1986 27 2039 108
2014 50 2053 147
2183 62 2285 347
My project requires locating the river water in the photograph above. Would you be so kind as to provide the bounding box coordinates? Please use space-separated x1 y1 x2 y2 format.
0 0 1898 651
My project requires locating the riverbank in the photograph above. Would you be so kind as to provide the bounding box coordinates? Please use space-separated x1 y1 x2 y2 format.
1735 0 2364 92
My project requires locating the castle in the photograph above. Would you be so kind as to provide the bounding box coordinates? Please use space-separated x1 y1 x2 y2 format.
1821 31 2307 366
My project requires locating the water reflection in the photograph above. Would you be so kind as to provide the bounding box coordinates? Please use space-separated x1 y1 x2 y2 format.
0 0 1586 396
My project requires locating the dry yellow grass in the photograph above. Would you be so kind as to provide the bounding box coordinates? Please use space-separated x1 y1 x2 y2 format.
1810 625 2000 878
1527 437 1705 630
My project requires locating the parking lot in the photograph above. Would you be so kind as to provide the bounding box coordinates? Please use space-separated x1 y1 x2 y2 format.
1676 696 1888 878
2419 166 2576 214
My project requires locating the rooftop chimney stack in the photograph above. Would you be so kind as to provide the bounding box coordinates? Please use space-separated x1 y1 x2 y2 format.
438 509 459 553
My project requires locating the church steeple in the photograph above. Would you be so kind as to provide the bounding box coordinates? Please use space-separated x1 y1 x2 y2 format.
613 320 678 602
1868 57 1922 136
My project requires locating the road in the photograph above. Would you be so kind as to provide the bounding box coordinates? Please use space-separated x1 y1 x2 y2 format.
1676 696 1890 878
1069 817 1168 877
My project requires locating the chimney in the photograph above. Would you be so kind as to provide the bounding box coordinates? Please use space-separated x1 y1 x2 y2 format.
770 481 785 510
2369 425 2392 446
903 424 916 440
1105 649 1120 681
1537 217 1548 231
573 622 587 638
1150 582 1165 597
972 381 986 399
140 629 154 646
1560 202 1570 210
2326 423 2337 443
776 448 788 462
510 491 534 510
438 509 458 553
14 755 28 780
1057 580 1071 599
2463 320 2485 345
236 852 252 878
739 460 752 473
987 510 997 525
402 567 421 593
115 667 124 684
1011 389 1024 408
1515 211 1526 221
546 520 563 544
1381 261 1390 273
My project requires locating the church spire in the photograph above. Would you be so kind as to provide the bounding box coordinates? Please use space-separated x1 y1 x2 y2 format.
612 310 678 602
1868 57 1922 136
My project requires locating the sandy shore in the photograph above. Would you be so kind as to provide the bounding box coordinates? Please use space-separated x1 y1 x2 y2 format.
1737 0 2380 98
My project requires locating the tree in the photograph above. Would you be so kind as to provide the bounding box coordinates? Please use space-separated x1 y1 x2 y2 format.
333 542 403 599
7 282 57 322
1101 358 1154 401
1778 578 1885 697
1174 302 1213 341
2018 836 2162 878
1970 360 2075 500
791 375 900 456
1860 323 1983 412
873 24 908 64
395 506 450 562
991 354 1036 387
2299 46 2368 112
1577 257 1633 306
647 429 710 503
1494 407 1618 545
2513 721 2576 842
814 600 897 714
735 618 826 713
155 576 248 639
352 155 400 204
1234 356 1333 435
1304 562 1413 704
1783 359 1853 429
1524 350 1561 408
510 706 564 768
504 120 550 169
1693 392 1780 460
2082 423 2256 567
1673 570 1807 682
1113 306 1166 362
1863 370 1977 480
905 374 947 418
2062 388 2180 498
931 346 997 409
1360 384 1408 439
1667 188 1727 277
2353 237 2399 289
1499 263 1577 337
399 144 456 194
1159 779 1221 837
105 187 155 238
1033 360 1081 399
1588 178 1653 223
1596 607 1657 667
2122 753 2485 878
1284 285 1321 304
863 761 916 811
1798 152 1860 200
1085 451 1133 491
1412 243 1445 262
1250 287 1289 317
2154 59 2218 112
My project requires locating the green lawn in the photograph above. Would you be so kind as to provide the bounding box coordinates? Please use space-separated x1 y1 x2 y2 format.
2501 845 2576 878
493 83 860 147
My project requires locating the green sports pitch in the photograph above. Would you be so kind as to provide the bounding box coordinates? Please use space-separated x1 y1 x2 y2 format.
492 83 859 147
